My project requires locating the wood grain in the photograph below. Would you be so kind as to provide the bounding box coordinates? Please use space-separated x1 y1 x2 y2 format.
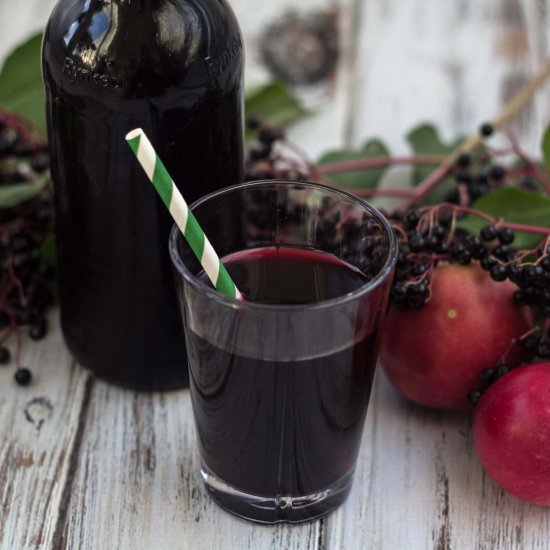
0 313 89 550
328 372 550 550
1 1 550 549
346 0 550 156
56 382 324 550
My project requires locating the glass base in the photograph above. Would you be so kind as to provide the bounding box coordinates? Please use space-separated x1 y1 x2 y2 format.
200 464 354 524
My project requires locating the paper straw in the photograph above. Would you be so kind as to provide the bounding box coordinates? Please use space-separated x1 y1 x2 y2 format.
125 128 243 300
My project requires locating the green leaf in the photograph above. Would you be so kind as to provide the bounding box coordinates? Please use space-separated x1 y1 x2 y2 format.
0 33 45 135
458 188 550 248
0 171 49 208
245 81 307 139
406 123 463 204
541 124 550 176
317 139 390 189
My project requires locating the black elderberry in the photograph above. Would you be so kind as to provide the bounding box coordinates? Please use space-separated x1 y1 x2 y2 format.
489 165 506 181
480 225 498 241
258 127 283 145
497 227 514 245
480 367 495 380
411 282 429 297
479 122 494 137
537 342 550 359
411 263 428 277
495 365 509 378
541 256 550 272
489 264 507 282
456 153 472 167
524 265 545 283
465 235 485 256
450 242 465 258
0 311 9 329
438 210 453 227
0 346 10 364
523 333 541 351
456 251 472 265
408 233 425 253
468 182 489 201
520 177 538 192
397 250 408 266
29 318 47 341
443 189 460 204
456 171 473 185
14 368 32 386
404 206 421 229
480 254 496 271
492 244 511 261
249 144 272 160
474 174 489 185
506 263 524 283
468 390 483 406
425 234 440 250
392 282 408 300
246 115 261 129
432 225 446 239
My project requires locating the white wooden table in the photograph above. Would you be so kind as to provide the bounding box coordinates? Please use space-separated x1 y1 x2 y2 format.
2 1 550 548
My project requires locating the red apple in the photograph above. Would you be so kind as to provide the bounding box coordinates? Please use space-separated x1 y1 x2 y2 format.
380 263 531 410
473 362 550 506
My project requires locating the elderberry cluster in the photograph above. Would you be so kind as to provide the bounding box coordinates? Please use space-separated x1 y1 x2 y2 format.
0 111 55 385
444 155 507 206
244 117 308 182
467 364 511 406
389 206 454 308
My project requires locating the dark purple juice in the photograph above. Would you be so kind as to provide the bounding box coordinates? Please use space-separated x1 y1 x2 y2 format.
42 0 244 390
187 246 380 521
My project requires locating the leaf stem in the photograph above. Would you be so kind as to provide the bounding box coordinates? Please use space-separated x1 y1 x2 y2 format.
317 155 444 175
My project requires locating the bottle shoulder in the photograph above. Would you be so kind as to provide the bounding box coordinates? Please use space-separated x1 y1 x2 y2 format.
42 0 243 97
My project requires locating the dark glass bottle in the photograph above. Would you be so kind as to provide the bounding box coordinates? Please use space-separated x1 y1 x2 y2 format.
42 0 244 390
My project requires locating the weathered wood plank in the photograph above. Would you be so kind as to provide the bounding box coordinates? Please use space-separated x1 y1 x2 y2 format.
347 0 550 156
328 371 550 550
60 382 323 550
0 313 90 550
57 382 324 550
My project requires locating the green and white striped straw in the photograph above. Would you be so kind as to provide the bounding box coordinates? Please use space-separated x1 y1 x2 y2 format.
125 128 243 300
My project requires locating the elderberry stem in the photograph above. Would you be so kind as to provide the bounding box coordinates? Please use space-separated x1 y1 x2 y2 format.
403 58 550 209
354 188 417 198
496 221 550 236
317 155 444 175
437 203 550 236
404 162 454 208
505 129 550 195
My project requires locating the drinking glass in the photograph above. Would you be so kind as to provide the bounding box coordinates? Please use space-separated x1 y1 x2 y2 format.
169 180 397 524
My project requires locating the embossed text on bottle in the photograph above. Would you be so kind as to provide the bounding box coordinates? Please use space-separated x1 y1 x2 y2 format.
63 57 126 89
205 35 242 77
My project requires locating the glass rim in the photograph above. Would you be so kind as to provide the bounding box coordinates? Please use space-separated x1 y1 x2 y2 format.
169 179 397 312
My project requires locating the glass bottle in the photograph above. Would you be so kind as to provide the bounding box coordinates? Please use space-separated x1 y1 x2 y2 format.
42 0 244 390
